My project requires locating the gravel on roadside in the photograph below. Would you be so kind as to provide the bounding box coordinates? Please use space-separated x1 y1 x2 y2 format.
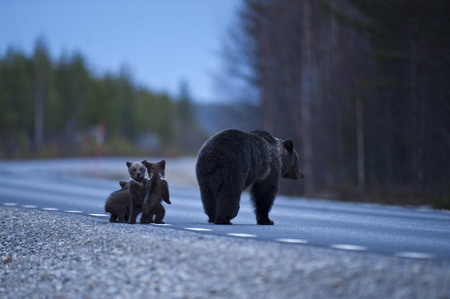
1 206 449 299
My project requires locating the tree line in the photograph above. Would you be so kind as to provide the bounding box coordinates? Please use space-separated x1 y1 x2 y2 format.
0 40 204 158
226 0 450 207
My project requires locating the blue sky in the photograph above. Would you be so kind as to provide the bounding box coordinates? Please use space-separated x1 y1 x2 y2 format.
0 0 242 102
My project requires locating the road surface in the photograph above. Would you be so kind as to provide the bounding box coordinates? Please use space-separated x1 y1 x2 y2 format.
1 158 449 260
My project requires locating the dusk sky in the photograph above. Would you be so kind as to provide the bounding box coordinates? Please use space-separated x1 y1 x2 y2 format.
0 0 242 102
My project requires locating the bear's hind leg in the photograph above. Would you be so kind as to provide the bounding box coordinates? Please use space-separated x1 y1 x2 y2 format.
199 182 216 223
140 212 152 224
153 204 166 224
129 203 139 224
250 178 278 225
125 205 130 222
214 185 241 225
116 208 128 223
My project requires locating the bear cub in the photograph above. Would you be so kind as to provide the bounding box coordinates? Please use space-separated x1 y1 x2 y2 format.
196 129 304 225
105 180 130 223
141 160 171 224
127 160 148 224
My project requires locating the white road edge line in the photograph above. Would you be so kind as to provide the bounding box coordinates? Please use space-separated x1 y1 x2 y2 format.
330 244 367 251
64 210 83 213
227 233 257 238
22 205 38 209
150 223 172 226
3 203 18 206
88 213 108 217
184 227 212 231
395 252 435 259
42 207 59 211
276 238 308 244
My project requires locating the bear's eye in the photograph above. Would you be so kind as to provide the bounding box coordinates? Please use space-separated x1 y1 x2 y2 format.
140 167 144 171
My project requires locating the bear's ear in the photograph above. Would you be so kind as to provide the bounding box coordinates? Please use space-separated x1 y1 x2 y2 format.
119 180 127 188
283 139 294 154
141 160 147 164
126 161 132 168
143 161 151 168
159 160 166 170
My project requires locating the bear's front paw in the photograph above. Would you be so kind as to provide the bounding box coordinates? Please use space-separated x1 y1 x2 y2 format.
257 217 274 225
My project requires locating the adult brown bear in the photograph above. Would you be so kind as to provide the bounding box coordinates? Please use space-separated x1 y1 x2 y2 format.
196 129 304 225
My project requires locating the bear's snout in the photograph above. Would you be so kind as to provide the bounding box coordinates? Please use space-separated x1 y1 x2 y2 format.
297 171 305 180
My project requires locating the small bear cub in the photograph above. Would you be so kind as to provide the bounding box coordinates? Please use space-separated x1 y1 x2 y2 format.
127 160 148 224
141 160 171 224
104 180 130 223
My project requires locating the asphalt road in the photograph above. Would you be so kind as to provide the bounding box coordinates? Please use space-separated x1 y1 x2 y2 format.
1 158 449 260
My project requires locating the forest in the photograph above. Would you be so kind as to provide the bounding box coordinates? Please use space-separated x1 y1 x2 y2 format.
225 0 450 207
0 40 204 158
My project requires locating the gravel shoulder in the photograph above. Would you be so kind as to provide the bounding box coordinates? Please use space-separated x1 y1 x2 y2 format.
1 207 449 299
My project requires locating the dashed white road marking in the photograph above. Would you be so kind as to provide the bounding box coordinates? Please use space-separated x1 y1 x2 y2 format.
88 213 108 217
184 227 212 232
395 252 435 259
42 207 59 211
330 244 367 251
227 233 257 238
277 238 308 244
0 201 443 260
22 205 38 209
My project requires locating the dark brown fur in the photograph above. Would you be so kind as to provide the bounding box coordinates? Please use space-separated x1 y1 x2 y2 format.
196 129 304 225
142 160 171 224
104 180 130 223
127 160 148 224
